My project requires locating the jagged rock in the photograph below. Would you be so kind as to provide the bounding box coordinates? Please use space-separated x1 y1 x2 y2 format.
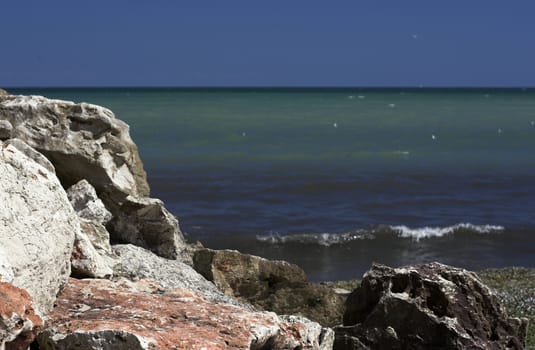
0 94 188 261
0 93 149 207
0 140 76 315
108 196 189 261
37 278 333 350
334 262 528 350
67 179 112 225
4 138 55 173
112 244 240 305
193 248 344 327
0 120 12 140
79 219 113 254
71 229 114 279
0 281 43 350
0 89 8 96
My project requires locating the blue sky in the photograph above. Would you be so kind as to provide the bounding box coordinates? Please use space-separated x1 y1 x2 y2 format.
2 0 535 87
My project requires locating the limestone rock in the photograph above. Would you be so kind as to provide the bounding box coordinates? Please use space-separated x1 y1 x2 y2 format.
4 138 55 173
0 281 43 350
0 140 76 315
111 244 240 306
0 93 189 262
37 278 333 349
0 89 8 96
0 120 12 140
67 179 112 225
108 196 189 261
193 248 344 327
79 219 113 254
334 262 528 350
0 93 149 207
71 229 114 279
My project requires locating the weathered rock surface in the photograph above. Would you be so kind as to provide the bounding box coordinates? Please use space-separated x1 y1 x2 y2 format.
3 138 55 173
0 93 149 205
112 244 239 305
0 140 76 315
0 120 12 140
0 93 189 261
108 196 189 261
0 89 8 96
38 278 334 350
334 262 528 350
193 248 344 327
67 179 112 225
71 228 114 279
0 281 43 350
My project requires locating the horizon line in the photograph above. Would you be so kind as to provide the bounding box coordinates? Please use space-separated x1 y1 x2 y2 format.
5 85 535 90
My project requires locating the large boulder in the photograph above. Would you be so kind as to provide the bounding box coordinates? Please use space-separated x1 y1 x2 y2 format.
334 262 528 350
111 244 238 305
0 140 76 315
0 94 188 260
0 281 44 350
37 278 334 350
67 179 112 225
108 196 190 261
0 94 149 206
193 248 344 327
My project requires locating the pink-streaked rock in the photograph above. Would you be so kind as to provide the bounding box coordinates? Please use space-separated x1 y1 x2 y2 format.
38 278 333 350
0 281 43 350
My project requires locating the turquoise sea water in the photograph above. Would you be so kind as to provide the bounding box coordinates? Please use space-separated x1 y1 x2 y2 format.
11 88 535 281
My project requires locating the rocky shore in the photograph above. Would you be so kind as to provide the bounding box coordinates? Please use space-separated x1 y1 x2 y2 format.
0 89 530 349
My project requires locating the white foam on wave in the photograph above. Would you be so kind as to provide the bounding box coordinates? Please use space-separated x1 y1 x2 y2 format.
391 223 504 241
256 231 371 247
256 223 505 246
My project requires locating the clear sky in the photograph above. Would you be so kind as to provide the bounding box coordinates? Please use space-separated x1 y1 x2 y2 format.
2 0 535 87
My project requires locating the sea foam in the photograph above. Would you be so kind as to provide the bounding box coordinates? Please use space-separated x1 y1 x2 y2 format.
256 223 504 246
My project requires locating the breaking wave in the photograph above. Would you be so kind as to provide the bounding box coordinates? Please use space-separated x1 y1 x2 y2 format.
256 223 504 247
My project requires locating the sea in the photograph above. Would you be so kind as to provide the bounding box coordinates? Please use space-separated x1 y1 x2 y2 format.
10 87 535 282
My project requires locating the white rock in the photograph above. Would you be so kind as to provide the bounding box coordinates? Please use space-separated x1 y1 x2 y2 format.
0 140 76 315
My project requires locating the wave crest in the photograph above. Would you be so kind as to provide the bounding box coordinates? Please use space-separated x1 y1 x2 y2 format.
256 223 504 246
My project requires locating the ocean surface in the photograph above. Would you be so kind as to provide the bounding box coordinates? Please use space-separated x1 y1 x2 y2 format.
11 88 535 281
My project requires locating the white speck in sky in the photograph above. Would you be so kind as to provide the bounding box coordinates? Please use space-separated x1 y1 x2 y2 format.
412 34 418 39
388 103 396 108
333 123 338 128
242 132 246 137
497 128 502 134
431 134 436 140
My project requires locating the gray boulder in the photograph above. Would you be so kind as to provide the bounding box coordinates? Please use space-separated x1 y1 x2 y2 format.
0 93 189 261
71 228 114 279
0 119 12 140
193 248 344 327
334 262 528 350
112 244 236 305
108 196 190 261
67 179 112 225
0 94 149 205
0 140 76 315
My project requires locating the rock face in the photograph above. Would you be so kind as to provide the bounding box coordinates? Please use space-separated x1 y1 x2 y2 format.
0 93 188 260
108 196 189 261
67 180 116 278
112 244 238 305
0 140 76 315
193 248 344 327
334 262 528 350
0 281 44 350
37 278 334 350
0 94 149 204
67 180 112 225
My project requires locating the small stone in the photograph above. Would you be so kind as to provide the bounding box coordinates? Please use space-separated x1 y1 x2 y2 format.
0 120 12 140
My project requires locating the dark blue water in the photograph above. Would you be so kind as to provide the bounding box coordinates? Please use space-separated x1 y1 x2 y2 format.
10 88 535 281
